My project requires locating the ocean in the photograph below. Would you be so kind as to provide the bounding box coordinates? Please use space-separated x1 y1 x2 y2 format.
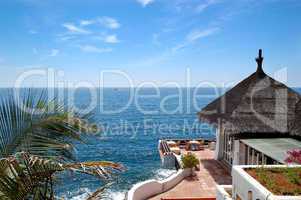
55 87 218 199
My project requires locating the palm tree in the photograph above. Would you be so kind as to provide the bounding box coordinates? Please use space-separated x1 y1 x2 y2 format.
0 89 124 199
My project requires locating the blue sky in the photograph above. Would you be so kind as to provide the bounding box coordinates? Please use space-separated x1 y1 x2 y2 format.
0 0 301 87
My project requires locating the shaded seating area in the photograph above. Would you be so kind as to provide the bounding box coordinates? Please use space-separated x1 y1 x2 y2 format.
164 139 215 151
185 141 204 151
163 139 212 155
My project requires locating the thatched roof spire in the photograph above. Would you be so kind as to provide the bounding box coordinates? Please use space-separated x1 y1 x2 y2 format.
198 50 301 138
256 49 264 76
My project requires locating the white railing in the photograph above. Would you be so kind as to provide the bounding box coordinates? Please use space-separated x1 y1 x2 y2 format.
216 185 233 200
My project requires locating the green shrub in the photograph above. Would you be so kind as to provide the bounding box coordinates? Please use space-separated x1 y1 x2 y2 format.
181 153 200 169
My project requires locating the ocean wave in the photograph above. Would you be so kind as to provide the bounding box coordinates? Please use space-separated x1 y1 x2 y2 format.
104 190 126 200
63 168 175 200
62 188 126 200
61 188 91 200
153 168 177 180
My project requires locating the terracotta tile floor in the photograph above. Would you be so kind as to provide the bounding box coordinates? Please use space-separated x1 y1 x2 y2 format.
149 149 232 200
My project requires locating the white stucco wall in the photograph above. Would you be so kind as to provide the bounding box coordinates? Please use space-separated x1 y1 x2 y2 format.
127 168 191 200
127 180 162 200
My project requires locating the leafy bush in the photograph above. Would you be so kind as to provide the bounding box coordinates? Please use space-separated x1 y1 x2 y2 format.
181 153 199 169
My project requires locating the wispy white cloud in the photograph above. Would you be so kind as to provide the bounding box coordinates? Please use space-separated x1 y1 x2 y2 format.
173 27 219 52
28 30 38 34
98 17 120 29
80 19 95 26
103 34 120 43
136 0 154 7
38 49 60 61
171 43 186 53
0 57 4 63
60 17 121 48
79 45 112 53
79 17 120 29
130 28 219 67
172 0 219 13
186 27 219 42
79 16 121 29
130 26 219 67
58 35 76 41
62 23 91 34
94 34 120 44
195 0 218 13
49 49 59 57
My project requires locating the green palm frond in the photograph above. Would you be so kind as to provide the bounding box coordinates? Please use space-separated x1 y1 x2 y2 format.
85 182 113 200
0 152 125 200
0 90 124 200
63 161 125 180
0 89 95 161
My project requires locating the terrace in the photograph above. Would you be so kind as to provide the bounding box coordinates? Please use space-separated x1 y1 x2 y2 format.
149 149 232 200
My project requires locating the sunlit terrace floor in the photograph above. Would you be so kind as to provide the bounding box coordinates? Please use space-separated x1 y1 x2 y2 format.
149 149 232 200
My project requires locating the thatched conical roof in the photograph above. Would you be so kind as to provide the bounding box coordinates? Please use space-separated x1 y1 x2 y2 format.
198 50 301 137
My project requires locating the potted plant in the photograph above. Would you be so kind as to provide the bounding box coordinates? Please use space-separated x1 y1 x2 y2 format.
181 153 200 176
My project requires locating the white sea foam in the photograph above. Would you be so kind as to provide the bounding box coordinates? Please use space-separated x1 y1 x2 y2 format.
69 193 90 200
64 189 126 200
154 168 177 180
60 187 91 200
65 168 175 200
104 190 126 200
